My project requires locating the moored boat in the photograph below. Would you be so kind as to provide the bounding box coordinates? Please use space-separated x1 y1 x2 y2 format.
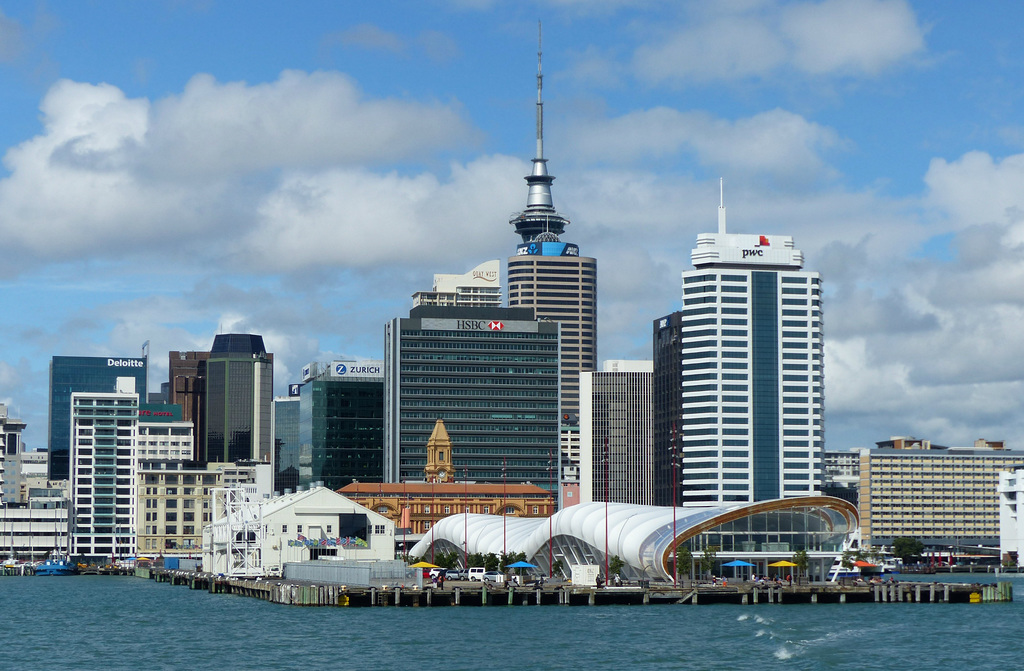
35 552 76 576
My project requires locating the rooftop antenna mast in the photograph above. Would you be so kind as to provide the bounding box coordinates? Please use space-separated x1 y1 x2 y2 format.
718 177 726 235
536 21 544 161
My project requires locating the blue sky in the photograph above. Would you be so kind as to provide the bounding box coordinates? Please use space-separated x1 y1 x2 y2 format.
2 0 1024 453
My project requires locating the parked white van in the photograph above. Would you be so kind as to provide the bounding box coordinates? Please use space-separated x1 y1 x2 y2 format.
468 567 486 581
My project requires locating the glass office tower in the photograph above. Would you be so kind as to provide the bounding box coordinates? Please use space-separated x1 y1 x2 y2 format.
203 334 273 464
49 356 148 481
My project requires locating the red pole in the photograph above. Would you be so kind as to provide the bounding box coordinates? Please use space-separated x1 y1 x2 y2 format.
503 456 507 560
464 468 469 569
672 422 677 587
604 436 609 583
548 445 554 578
430 480 435 564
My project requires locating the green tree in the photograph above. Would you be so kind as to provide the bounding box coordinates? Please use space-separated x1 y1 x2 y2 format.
840 549 865 570
792 549 809 578
551 559 564 578
467 552 486 569
608 554 625 578
699 545 719 579
892 537 925 563
676 545 693 579
435 550 459 569
499 551 526 571
483 552 500 571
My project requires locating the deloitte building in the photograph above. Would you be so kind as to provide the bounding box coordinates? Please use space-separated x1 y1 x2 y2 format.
49 356 148 480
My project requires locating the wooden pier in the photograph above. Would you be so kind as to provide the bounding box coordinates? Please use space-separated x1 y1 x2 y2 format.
139 568 1013 607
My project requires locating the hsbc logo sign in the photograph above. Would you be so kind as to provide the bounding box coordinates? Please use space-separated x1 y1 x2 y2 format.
456 320 504 331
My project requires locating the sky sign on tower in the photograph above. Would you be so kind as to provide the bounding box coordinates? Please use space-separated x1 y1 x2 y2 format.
331 360 384 378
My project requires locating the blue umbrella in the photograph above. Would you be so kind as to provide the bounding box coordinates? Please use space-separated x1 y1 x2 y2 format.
506 561 538 568
722 560 754 567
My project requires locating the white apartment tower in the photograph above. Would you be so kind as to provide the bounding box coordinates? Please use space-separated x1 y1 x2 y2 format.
676 189 823 504
412 260 502 308
70 377 141 559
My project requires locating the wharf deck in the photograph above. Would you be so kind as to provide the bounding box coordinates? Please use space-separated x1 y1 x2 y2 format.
139 568 1013 608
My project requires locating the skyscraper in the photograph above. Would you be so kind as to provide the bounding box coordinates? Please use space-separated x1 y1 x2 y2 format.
507 31 597 424
656 192 823 505
384 305 559 487
48 355 148 481
579 360 654 505
202 334 274 464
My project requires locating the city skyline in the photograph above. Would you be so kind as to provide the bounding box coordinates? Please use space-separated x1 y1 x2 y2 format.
1 2 1023 453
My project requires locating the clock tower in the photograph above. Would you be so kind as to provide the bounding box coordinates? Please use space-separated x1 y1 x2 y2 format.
424 418 454 483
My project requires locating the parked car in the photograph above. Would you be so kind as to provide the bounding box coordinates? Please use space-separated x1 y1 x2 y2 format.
428 568 445 579
483 571 505 584
445 569 465 580
468 567 487 581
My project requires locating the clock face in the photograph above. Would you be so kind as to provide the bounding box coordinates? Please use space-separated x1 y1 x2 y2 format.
438 469 447 478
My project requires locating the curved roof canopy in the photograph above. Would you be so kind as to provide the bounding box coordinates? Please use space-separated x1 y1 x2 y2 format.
409 497 857 582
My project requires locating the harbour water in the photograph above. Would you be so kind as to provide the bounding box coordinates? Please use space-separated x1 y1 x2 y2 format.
3 574 1022 670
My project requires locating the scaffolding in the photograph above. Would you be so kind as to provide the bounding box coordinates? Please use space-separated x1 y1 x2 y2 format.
212 486 264 577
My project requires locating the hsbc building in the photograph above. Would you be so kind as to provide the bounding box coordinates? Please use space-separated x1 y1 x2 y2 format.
384 305 560 485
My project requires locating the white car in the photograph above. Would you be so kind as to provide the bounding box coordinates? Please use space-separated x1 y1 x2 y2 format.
483 571 505 584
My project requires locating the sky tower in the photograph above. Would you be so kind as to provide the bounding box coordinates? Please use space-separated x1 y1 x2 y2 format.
507 23 597 428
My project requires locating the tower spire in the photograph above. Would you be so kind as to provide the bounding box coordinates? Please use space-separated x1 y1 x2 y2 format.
536 21 544 161
718 177 727 235
510 20 569 243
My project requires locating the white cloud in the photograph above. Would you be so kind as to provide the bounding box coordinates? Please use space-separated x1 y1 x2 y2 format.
563 107 842 182
632 0 926 84
0 72 478 271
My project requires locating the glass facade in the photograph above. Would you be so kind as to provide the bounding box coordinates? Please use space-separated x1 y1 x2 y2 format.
274 397 300 494
751 271 780 500
203 335 273 464
297 379 384 490
49 356 148 481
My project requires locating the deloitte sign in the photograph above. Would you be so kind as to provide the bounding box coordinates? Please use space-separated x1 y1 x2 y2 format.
107 358 145 368
331 360 384 379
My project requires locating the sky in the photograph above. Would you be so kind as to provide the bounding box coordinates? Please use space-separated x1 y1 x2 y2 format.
2 0 1024 453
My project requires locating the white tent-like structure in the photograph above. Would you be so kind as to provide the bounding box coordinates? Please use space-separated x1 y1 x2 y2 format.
409 496 857 582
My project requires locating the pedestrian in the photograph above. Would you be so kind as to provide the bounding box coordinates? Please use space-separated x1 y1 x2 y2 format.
439 572 445 589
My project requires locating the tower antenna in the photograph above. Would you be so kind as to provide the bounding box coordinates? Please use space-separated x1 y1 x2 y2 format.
536 20 543 161
718 177 726 234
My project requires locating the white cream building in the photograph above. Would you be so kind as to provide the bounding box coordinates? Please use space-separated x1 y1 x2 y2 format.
203 486 395 577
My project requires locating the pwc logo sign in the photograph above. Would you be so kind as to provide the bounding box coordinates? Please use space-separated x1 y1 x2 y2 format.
742 235 771 258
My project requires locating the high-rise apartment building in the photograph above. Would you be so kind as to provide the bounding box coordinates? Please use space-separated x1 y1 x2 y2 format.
384 305 560 488
412 260 501 308
861 439 1020 548
0 403 27 504
202 334 274 464
579 360 653 505
506 39 596 424
70 377 140 559
658 195 824 505
49 355 148 481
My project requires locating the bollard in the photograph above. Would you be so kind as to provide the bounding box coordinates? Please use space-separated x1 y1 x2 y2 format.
589 590 596 606
930 583 936 603
840 593 846 604
915 584 921 603
454 587 461 606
